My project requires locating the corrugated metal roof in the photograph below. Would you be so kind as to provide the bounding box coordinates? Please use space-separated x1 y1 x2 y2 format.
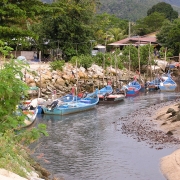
108 36 157 46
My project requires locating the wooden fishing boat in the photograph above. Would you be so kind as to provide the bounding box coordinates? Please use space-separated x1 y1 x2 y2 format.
17 100 39 128
98 85 125 103
125 80 141 97
23 107 38 127
42 89 99 115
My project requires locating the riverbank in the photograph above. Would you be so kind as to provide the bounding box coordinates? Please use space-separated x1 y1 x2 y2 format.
153 101 180 180
119 97 180 180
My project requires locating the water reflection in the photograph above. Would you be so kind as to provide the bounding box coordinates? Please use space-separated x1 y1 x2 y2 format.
32 90 180 180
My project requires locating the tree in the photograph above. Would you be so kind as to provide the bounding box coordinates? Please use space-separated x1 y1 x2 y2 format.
157 19 180 56
121 44 154 71
93 13 128 45
134 12 166 36
121 45 138 71
34 0 100 60
0 0 47 50
106 28 127 42
147 2 178 22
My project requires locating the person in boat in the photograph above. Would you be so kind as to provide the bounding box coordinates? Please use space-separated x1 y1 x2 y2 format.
49 100 59 110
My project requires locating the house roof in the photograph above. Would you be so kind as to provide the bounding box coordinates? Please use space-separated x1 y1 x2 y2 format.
108 34 158 46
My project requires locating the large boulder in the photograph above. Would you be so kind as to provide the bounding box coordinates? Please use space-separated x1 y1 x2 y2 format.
56 77 65 86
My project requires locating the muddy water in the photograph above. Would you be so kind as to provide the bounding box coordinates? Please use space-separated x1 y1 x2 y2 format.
32 90 180 180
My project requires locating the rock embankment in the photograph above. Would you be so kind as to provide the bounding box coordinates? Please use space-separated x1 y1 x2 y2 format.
26 62 140 98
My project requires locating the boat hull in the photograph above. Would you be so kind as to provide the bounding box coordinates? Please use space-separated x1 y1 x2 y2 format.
98 94 125 103
42 103 97 115
159 76 177 92
42 89 99 115
159 85 177 91
126 90 139 97
125 80 141 97
147 85 159 91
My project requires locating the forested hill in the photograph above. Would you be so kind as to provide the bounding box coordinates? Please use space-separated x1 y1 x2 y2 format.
98 0 180 21
42 0 180 21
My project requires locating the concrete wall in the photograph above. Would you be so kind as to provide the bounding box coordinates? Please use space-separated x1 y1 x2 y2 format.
12 51 37 61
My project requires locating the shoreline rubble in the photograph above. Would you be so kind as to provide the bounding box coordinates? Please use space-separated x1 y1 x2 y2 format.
119 98 180 180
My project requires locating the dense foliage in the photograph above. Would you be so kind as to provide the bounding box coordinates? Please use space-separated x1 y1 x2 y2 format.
0 42 48 177
34 0 100 60
1 0 179 60
156 19 180 56
147 2 178 21
0 0 46 49
121 44 154 71
134 12 166 35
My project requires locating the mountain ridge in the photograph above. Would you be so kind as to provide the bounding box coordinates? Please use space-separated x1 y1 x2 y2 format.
98 0 180 21
41 0 180 21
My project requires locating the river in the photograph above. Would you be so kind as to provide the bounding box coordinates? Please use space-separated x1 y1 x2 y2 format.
31 90 180 180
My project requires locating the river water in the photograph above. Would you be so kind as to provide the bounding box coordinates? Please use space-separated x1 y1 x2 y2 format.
31 90 180 180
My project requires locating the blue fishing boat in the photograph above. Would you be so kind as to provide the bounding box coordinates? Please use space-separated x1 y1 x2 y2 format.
42 89 99 115
125 80 141 97
146 78 160 91
159 73 177 92
58 94 81 102
98 85 113 95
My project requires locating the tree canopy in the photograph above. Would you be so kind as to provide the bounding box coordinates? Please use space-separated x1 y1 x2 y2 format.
156 18 180 56
0 0 47 50
33 0 100 59
147 2 178 21
134 12 166 35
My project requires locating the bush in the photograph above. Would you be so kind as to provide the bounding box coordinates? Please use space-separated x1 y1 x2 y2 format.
69 55 94 69
49 60 65 70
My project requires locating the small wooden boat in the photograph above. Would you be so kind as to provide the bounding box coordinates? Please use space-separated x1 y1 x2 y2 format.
125 80 141 97
17 101 38 128
159 74 177 92
23 107 38 127
42 89 99 115
98 85 125 103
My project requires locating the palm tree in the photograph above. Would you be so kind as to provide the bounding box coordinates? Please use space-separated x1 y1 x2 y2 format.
106 28 128 43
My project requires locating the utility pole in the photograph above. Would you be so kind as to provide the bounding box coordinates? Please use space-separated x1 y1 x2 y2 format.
129 22 131 38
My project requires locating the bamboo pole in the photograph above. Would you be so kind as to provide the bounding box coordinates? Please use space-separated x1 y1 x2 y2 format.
76 58 78 96
128 45 131 80
149 42 152 81
165 47 167 61
138 36 141 80
115 54 118 87
103 55 105 86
